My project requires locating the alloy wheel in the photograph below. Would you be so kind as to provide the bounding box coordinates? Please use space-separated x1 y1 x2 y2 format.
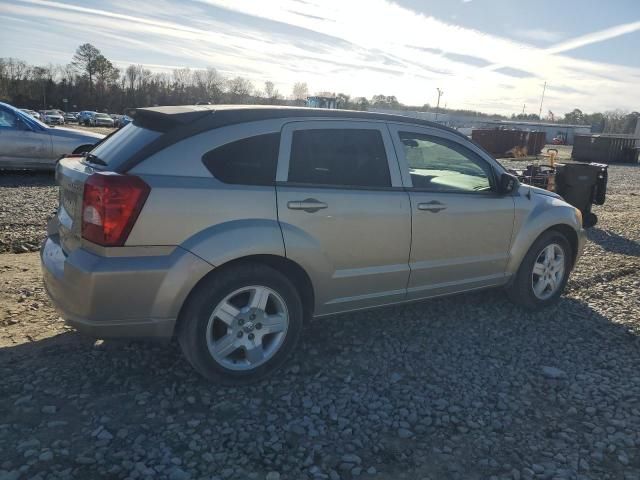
531 243 565 300
205 285 289 371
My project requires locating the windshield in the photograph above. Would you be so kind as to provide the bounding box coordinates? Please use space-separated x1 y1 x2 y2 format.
44 110 60 115
96 113 111 119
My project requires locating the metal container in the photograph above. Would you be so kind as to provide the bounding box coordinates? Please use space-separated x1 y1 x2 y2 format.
472 129 545 157
572 134 639 163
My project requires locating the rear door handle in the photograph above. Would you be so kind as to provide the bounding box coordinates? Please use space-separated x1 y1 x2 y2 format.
287 198 328 213
417 200 447 213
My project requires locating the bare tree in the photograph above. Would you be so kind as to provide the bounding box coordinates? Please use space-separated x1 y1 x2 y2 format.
264 80 281 103
71 43 101 93
172 68 193 88
60 63 76 86
291 82 309 104
227 76 253 102
194 67 224 102
125 64 139 91
31 66 51 108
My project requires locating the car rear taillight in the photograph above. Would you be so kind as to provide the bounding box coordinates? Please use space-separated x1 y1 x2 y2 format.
81 173 150 246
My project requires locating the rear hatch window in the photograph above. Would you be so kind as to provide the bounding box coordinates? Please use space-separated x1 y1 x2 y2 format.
87 123 162 170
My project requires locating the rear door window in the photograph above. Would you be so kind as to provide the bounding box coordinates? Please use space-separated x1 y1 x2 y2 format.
202 133 280 186
288 129 390 187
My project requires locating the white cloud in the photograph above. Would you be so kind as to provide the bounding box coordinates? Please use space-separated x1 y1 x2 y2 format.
545 20 640 54
1 0 639 115
514 28 565 43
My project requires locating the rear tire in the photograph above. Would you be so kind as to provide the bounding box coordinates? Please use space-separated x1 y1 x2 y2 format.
506 230 572 310
178 263 303 384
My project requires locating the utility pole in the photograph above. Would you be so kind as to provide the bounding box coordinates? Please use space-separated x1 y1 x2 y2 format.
522 104 526 115
435 88 444 121
538 81 546 119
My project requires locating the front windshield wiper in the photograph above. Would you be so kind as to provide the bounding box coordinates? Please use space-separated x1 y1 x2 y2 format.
84 152 108 166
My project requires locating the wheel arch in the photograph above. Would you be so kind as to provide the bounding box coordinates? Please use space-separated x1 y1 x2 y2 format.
176 254 315 334
507 215 582 276
546 224 579 268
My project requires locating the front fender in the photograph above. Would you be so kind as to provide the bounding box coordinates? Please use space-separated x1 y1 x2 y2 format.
181 219 285 267
507 192 582 275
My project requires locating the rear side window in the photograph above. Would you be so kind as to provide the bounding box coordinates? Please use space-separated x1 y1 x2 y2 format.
288 129 390 187
90 123 162 168
202 133 280 186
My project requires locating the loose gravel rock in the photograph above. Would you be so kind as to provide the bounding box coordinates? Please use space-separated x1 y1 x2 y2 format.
1 159 639 479
0 172 57 253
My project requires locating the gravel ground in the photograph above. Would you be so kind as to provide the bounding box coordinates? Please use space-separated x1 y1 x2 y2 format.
1 150 639 479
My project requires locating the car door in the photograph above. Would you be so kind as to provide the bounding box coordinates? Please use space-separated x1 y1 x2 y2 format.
0 107 52 168
276 120 412 315
388 123 515 299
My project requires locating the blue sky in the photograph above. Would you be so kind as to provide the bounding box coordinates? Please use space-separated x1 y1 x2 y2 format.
1 0 639 115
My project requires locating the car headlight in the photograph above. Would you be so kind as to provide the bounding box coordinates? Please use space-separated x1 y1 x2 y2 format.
574 207 583 225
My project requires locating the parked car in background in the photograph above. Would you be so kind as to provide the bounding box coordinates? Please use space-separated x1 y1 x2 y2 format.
20 109 42 120
90 112 115 127
41 110 65 125
78 111 96 126
42 105 585 384
64 112 78 123
0 102 103 170
112 114 133 128
120 114 132 127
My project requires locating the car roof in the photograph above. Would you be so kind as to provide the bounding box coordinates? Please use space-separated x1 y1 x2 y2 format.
116 105 469 173
132 104 464 138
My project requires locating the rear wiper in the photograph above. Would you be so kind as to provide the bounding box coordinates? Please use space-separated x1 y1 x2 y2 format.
84 152 108 166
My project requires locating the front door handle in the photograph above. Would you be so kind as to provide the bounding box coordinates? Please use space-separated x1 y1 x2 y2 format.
417 200 447 213
287 198 328 213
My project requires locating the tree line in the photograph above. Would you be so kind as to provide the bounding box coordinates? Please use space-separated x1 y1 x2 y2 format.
510 109 639 134
0 43 637 134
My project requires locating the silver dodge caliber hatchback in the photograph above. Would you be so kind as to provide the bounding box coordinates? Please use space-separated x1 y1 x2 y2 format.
42 106 585 383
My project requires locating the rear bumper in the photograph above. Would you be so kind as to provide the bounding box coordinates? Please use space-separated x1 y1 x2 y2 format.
41 235 212 339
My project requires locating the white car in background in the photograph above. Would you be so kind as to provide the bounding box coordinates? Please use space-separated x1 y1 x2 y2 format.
41 110 65 125
0 102 104 170
20 109 42 120
90 112 115 127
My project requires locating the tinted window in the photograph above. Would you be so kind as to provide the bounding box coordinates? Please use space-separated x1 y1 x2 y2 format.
399 132 492 192
289 129 390 187
90 123 162 168
202 133 280 186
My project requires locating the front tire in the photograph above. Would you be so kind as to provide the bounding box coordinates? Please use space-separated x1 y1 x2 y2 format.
178 263 303 384
506 230 572 310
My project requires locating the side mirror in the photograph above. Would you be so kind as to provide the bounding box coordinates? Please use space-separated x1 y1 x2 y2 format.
498 172 518 195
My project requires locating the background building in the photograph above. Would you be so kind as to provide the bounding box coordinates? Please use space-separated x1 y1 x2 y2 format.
368 108 591 144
